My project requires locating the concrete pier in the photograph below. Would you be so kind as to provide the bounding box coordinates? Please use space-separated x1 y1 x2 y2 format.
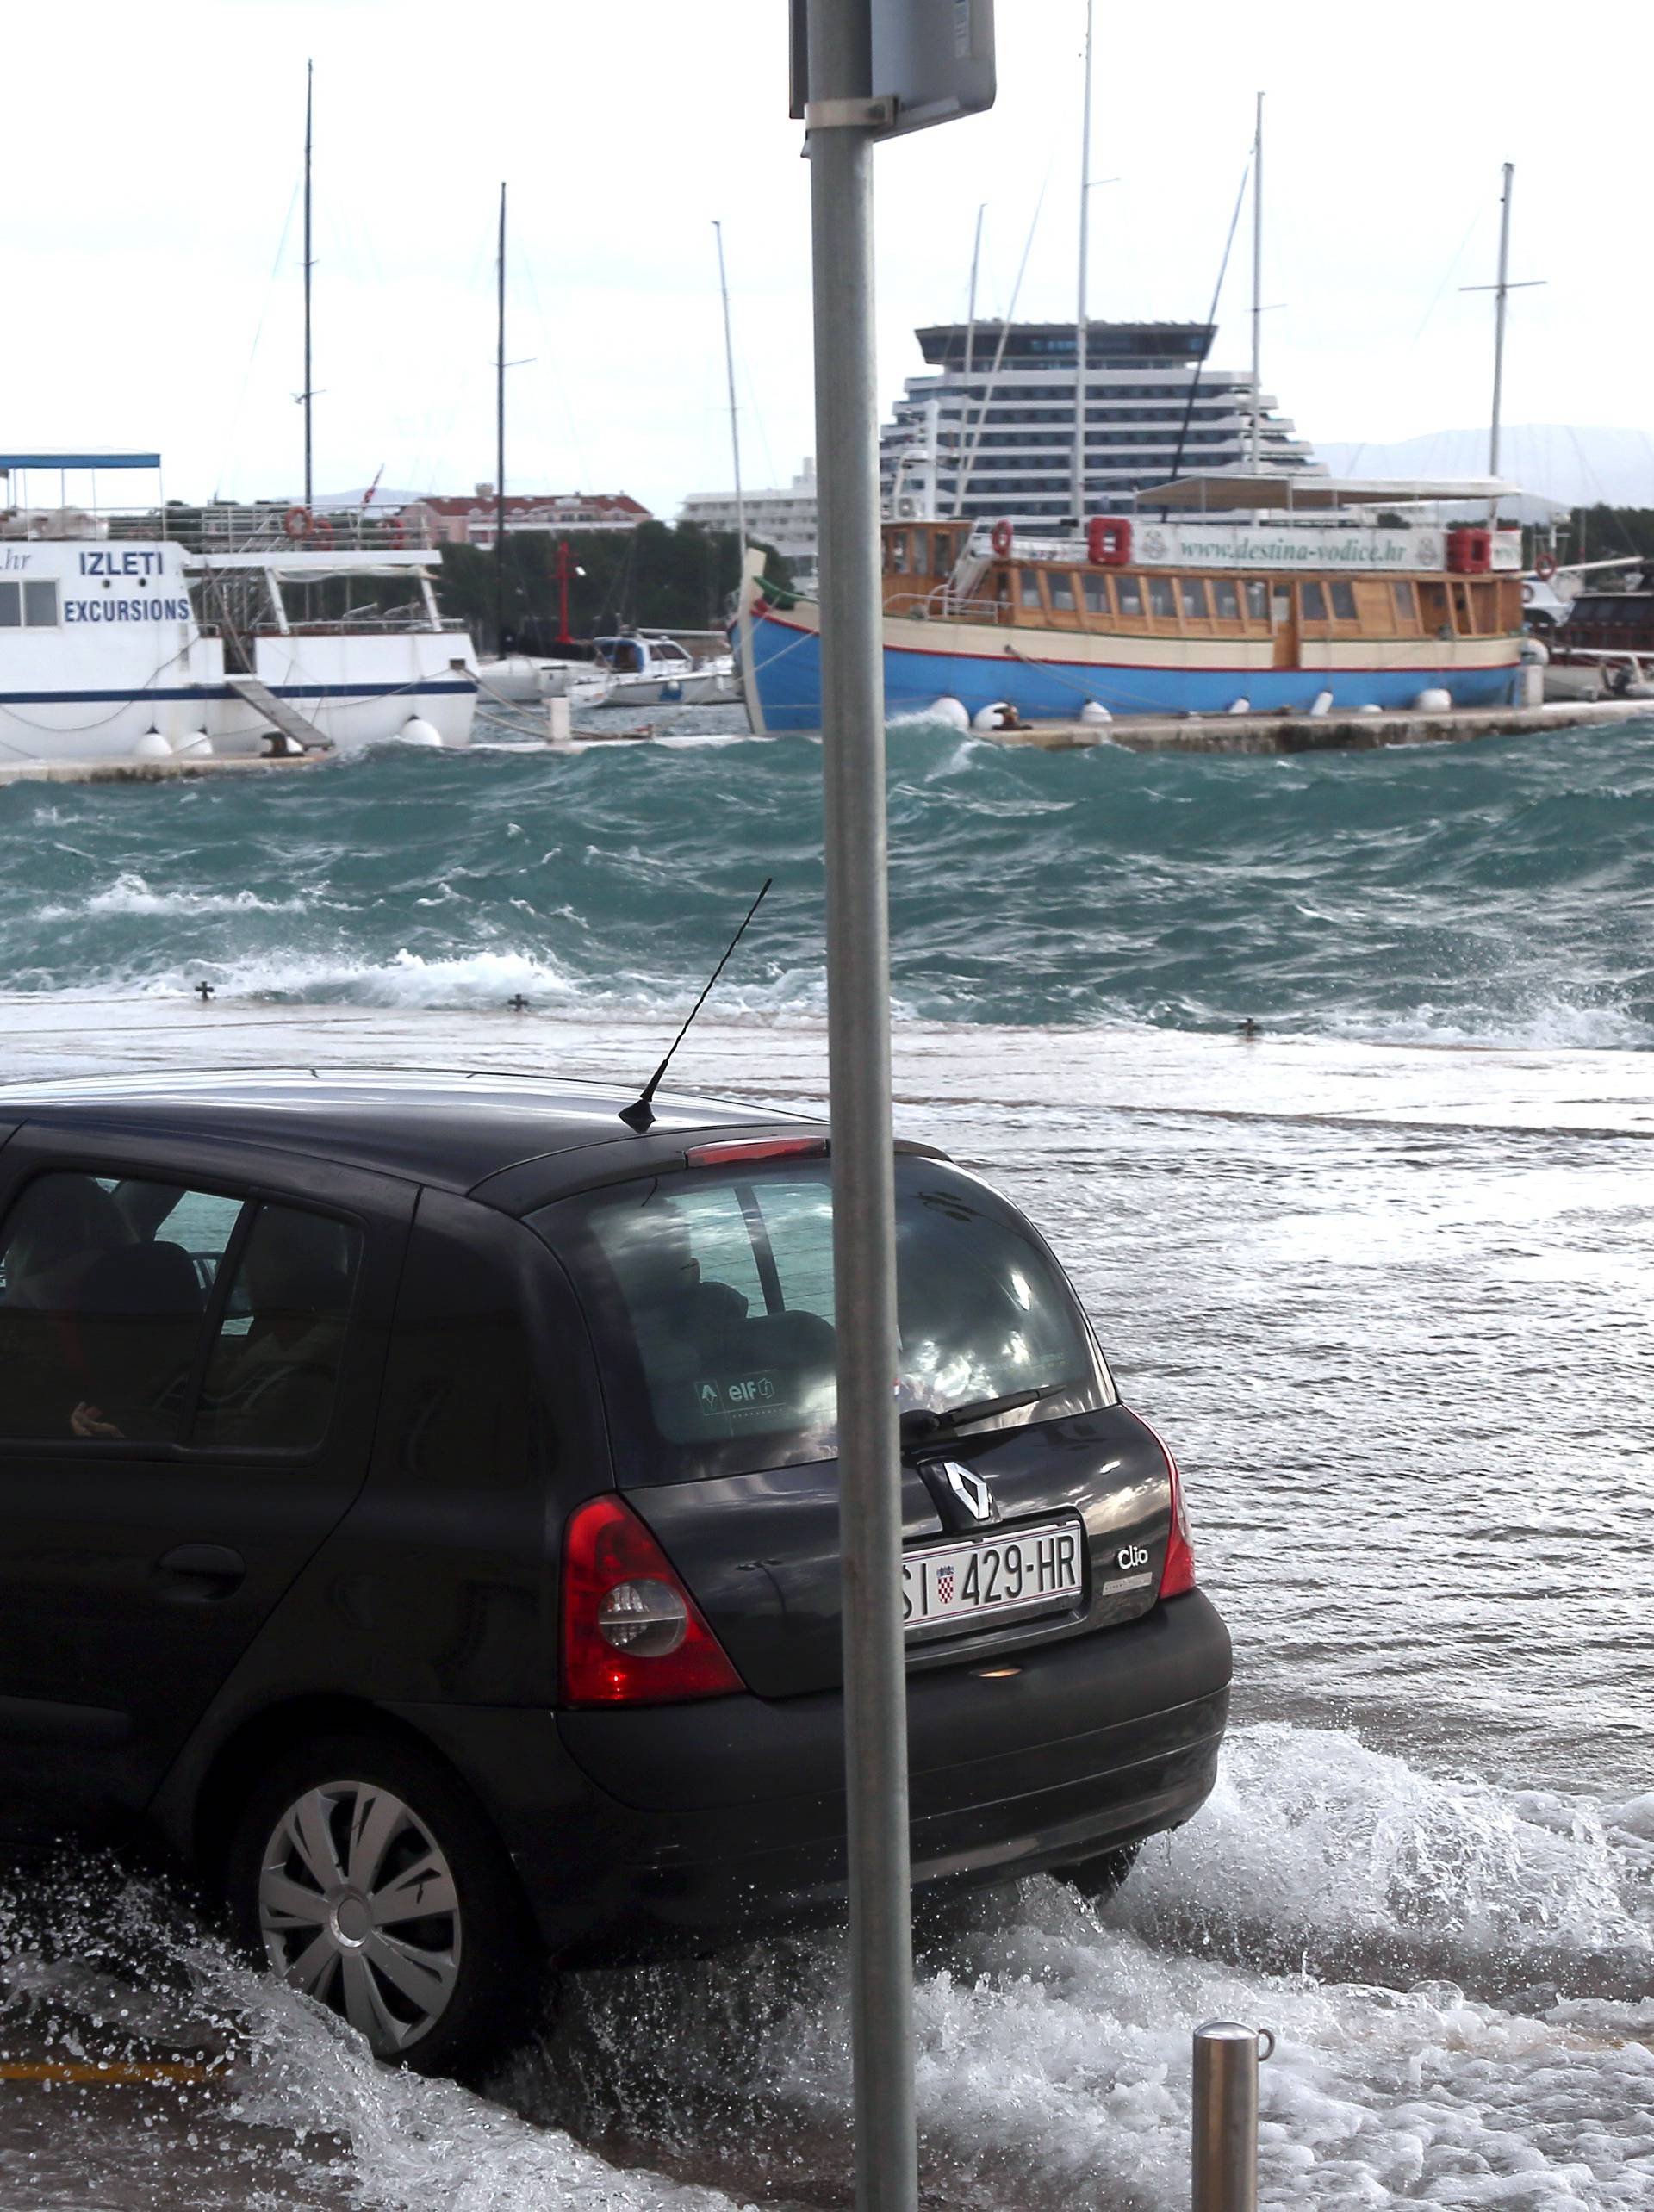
978 698 1651 755
0 754 326 789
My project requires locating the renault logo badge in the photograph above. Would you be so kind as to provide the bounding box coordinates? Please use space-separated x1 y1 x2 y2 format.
940 1461 999 1525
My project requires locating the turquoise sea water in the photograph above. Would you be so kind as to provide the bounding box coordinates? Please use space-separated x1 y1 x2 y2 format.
3 714 1652 1045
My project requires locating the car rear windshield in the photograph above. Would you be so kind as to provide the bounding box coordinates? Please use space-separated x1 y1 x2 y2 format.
530 1155 1112 1482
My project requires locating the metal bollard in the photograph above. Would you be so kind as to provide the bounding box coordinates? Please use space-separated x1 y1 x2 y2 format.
1191 2020 1273 2212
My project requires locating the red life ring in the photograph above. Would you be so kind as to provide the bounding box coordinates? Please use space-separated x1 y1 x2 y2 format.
990 518 1015 557
385 518 405 550
1087 516 1132 567
1533 550 1558 582
283 504 312 540
308 514 335 547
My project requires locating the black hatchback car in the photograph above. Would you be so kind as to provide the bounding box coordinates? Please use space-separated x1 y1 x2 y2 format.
0 1071 1230 2072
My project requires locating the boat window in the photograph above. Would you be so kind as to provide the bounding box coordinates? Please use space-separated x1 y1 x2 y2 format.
1019 569 1046 609
1179 579 1209 620
1246 580 1269 623
1116 574 1145 618
1213 580 1241 621
1048 572 1078 611
1452 582 1472 631
1081 573 1112 616
1391 581 1417 629
1329 581 1359 621
22 581 58 628
1300 581 1328 623
0 584 18 629
890 533 909 574
1147 576 1177 622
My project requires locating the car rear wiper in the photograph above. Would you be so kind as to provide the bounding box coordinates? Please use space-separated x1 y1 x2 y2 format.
899 1382 1069 1450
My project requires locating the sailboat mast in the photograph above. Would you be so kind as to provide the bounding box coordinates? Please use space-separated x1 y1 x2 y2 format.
302 60 314 512
1489 160 1514 482
1248 90 1263 472
1071 0 1094 526
494 182 507 655
955 203 985 519
714 219 766 741
713 221 749 586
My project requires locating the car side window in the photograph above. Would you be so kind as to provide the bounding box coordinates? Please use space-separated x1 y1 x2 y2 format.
192 1203 362 1452
0 1171 242 1444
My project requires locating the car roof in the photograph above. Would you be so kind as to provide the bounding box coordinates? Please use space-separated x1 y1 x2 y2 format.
0 1067 821 1200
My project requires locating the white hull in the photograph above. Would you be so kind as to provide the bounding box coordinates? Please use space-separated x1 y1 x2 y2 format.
594 666 737 708
0 539 476 762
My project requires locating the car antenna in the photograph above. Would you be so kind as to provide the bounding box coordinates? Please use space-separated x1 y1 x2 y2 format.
619 876 773 1133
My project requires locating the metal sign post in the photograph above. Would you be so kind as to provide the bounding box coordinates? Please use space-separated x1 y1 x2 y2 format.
799 8 993 2212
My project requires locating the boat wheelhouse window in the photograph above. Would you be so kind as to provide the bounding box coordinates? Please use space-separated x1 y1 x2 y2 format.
889 533 909 574
1048 571 1078 611
1329 581 1359 621
1081 573 1112 615
0 580 55 629
1452 582 1472 631
1245 580 1269 622
1300 581 1328 623
1391 581 1417 628
1213 579 1241 621
1147 576 1177 622
1116 573 1145 617
1179 578 1209 620
1019 569 1045 609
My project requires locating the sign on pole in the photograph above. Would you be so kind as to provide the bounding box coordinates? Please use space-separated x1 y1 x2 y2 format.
798 8 994 2212
792 0 995 138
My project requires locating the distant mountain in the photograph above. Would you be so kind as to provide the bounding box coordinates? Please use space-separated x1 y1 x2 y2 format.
1315 426 1654 510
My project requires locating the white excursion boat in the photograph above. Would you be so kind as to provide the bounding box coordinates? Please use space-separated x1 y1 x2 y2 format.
591 630 737 707
0 455 476 764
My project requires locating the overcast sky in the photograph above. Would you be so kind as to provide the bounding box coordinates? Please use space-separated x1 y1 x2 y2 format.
7 1 1648 516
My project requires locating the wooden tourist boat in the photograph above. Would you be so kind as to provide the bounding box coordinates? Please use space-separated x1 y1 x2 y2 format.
737 475 1529 733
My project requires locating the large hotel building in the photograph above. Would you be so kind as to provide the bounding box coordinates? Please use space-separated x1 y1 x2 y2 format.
880 319 1316 527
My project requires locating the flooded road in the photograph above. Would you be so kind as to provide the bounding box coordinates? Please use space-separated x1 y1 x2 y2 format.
2 1001 1651 2208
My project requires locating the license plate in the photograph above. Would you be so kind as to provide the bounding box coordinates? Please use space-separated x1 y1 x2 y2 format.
902 1518 1085 1641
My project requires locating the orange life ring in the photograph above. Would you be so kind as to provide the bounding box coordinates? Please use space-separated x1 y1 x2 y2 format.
283 504 312 540
990 518 1014 557
1533 550 1558 582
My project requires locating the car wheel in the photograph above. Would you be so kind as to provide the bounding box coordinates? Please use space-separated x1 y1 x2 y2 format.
226 1729 537 2076
1053 1842 1141 1906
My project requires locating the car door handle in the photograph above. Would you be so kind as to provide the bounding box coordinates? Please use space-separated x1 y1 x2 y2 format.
154 1544 246 1600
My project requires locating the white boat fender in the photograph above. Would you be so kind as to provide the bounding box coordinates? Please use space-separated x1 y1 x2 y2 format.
929 696 970 730
1413 687 1452 713
1079 700 1111 725
131 731 173 761
172 732 215 756
971 701 1017 733
400 717 445 748
1227 697 1251 715
1309 690 1334 718
1356 703 1383 715
1520 636 1550 666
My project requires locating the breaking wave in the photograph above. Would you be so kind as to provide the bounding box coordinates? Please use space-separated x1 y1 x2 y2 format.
2 712 1652 1045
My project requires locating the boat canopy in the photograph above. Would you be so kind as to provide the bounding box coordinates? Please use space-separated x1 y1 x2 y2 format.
0 452 161 471
1134 472 1521 512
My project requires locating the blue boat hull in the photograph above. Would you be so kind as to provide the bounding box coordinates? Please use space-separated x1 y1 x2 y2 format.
743 610 1522 734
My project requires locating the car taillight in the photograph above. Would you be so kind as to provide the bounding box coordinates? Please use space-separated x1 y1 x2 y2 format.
561 1494 745 1706
1141 1419 1197 1599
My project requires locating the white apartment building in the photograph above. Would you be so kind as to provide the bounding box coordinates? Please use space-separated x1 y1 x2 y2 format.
679 460 819 568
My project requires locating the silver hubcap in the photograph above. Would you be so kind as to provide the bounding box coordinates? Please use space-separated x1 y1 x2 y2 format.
257 1779 461 2056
